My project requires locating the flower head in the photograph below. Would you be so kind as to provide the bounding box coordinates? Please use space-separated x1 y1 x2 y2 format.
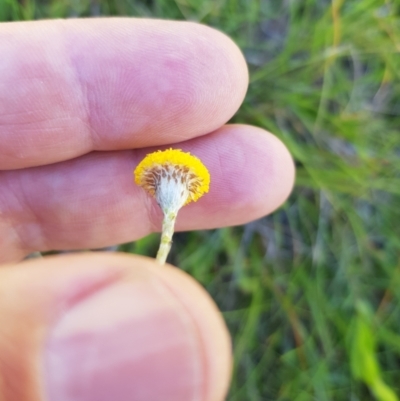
134 149 211 264
134 148 210 213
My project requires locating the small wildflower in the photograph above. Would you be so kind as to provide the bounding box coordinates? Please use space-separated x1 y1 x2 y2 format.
134 148 210 264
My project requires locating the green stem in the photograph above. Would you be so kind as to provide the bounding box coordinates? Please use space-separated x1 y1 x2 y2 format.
156 210 177 264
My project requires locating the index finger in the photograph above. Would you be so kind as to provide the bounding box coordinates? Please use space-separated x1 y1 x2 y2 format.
0 18 248 170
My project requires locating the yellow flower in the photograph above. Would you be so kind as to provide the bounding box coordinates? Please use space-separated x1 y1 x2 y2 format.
133 149 211 264
134 148 210 209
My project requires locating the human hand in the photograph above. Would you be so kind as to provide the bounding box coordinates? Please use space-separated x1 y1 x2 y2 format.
0 19 294 401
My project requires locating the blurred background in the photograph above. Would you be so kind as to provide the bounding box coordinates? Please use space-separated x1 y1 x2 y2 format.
3 0 400 400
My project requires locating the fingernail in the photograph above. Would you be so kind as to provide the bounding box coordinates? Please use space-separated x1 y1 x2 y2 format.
44 279 202 401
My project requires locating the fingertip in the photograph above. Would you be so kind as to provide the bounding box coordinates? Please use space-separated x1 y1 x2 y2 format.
0 123 295 259
0 18 249 169
0 253 232 401
43 254 232 401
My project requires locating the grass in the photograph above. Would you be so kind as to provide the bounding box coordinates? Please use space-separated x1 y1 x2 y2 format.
4 0 400 399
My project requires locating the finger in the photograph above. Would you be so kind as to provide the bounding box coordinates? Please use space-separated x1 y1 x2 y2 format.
0 253 231 401
0 125 295 263
0 18 248 170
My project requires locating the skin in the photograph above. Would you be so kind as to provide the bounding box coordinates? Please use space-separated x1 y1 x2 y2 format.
0 19 295 401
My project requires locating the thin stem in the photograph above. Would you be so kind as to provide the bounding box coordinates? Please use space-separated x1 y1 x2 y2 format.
156 210 177 264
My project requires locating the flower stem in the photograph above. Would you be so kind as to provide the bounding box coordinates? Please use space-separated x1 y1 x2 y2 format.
156 210 177 264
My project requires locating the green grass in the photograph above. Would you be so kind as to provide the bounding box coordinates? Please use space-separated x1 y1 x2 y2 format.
4 0 400 399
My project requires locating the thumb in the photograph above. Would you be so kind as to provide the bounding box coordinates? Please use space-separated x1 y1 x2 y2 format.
0 253 231 401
